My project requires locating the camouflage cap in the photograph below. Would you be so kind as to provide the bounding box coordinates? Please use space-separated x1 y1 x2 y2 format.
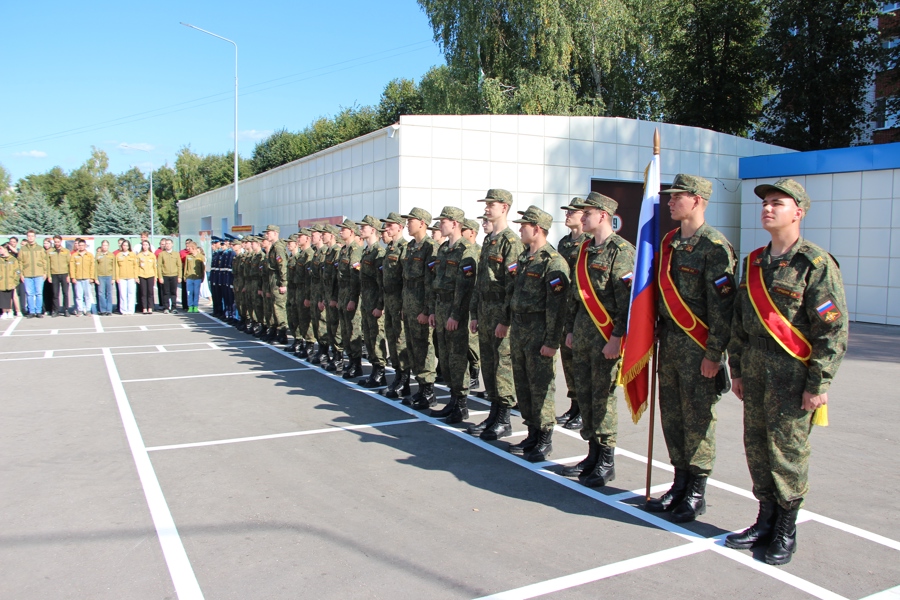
231 238 243 246
477 188 513 205
561 197 585 211
287 233 300 242
660 174 712 201
247 236 261 243
434 206 465 222
428 223 441 232
462 218 480 233
264 224 280 233
754 178 811 213
339 218 360 234
400 207 432 223
298 227 312 237
355 215 383 231
381 211 407 226
512 205 553 230
572 191 618 215
311 223 327 233
324 224 341 236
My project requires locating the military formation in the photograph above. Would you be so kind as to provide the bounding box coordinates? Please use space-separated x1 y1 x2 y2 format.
201 177 847 568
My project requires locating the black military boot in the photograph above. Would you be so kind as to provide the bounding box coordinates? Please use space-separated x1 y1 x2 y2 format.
325 354 339 372
429 394 456 417
382 370 409 399
481 405 512 440
671 475 707 523
277 328 289 345
508 427 540 456
583 444 616 487
645 468 690 512
316 347 331 366
469 366 480 391
296 341 309 359
562 438 601 478
524 428 553 462
764 503 800 565
556 399 580 426
343 358 363 379
411 383 436 410
360 365 386 388
236 320 247 332
725 501 778 550
446 396 469 424
263 327 277 343
286 339 299 353
253 323 265 338
467 402 497 436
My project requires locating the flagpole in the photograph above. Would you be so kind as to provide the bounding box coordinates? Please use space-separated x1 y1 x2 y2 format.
645 129 661 502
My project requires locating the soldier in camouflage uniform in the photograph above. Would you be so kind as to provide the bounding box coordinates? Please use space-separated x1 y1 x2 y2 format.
249 238 267 336
285 234 300 350
725 179 848 566
294 228 316 358
337 219 364 379
466 189 524 441
258 236 274 338
323 225 344 372
647 174 737 523
507 206 570 462
379 213 410 398
307 226 329 364
356 215 388 387
400 208 438 408
556 198 590 430
264 225 289 344
427 207 478 423
461 219 481 393
563 193 635 486
232 239 246 329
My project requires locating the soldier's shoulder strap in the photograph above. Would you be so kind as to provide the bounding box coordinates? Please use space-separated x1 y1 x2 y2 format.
796 240 838 270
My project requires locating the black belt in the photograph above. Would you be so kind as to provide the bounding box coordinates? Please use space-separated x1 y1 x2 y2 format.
513 312 544 323
436 291 454 302
749 334 781 352
482 291 505 301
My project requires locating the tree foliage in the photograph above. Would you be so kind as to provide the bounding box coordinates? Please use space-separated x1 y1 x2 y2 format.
89 189 142 235
0 189 78 235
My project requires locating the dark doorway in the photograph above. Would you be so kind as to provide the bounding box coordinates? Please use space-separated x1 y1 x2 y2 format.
590 179 674 245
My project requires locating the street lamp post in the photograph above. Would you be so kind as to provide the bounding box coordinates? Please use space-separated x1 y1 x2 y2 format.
121 144 154 237
180 22 239 231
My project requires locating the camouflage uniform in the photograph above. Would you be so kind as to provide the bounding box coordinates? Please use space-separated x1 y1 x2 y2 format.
309 241 328 348
380 228 409 374
232 250 244 322
557 229 591 402
323 240 343 357
337 231 364 362
295 239 315 345
250 249 266 325
286 241 299 338
401 209 438 388
265 230 288 337
428 228 478 399
567 232 634 445
358 224 387 368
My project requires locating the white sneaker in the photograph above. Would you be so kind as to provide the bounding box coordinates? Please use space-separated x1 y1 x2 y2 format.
0 313 9 320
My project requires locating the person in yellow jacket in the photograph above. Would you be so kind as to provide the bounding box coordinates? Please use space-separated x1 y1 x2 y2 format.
68 239 95 316
156 238 182 314
115 240 139 315
0 242 22 319
95 240 116 315
17 230 49 318
183 243 206 313
136 240 158 314
47 235 72 317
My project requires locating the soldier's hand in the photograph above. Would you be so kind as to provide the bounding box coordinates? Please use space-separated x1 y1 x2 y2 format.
494 323 509 339
446 317 458 331
602 336 621 360
700 357 719 378
304 299 311 308
373 309 383 318
802 391 827 411
258 291 263 297
428 314 436 328
266 292 272 298
565 333 574 349
279 286 286 294
329 300 338 308
732 377 744 400
318 301 325 311
539 345 557 357
469 319 478 334
347 301 356 312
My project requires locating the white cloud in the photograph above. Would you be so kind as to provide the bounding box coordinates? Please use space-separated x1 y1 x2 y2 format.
233 129 273 142
118 142 155 152
14 150 47 158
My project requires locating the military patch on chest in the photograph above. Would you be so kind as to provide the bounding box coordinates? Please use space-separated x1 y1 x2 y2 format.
589 264 608 271
714 274 735 297
526 271 541 278
489 255 504 263
771 286 801 299
363 260 372 266
388 256 399 261
683 245 694 252
550 276 567 294
341 259 349 264
816 298 842 323
678 265 700 275
447 260 458 266
413 256 422 262
778 261 790 268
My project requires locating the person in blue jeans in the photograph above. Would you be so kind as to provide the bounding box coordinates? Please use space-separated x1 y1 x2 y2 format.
183 242 206 313
18 230 49 318
95 240 116 315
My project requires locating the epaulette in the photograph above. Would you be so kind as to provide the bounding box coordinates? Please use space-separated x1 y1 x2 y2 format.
796 241 832 270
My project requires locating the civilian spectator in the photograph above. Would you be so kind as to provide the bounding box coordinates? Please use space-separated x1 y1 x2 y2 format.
115 240 138 315
0 242 21 320
183 242 205 313
137 240 158 314
18 231 48 318
68 238 95 316
95 240 115 315
157 238 181 314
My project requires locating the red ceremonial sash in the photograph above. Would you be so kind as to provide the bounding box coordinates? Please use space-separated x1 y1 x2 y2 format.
745 249 812 364
658 229 709 350
575 239 614 342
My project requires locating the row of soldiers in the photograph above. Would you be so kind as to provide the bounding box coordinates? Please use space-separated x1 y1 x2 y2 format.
215 176 847 567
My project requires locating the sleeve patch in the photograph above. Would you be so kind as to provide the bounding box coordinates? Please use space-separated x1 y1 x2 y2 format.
714 274 735 297
550 276 567 294
816 298 842 323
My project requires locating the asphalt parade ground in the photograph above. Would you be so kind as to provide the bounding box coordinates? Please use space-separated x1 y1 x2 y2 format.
1 309 898 600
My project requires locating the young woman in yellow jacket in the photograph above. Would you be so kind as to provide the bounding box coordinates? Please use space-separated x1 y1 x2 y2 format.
183 244 205 313
0 242 21 320
136 240 158 314
115 241 139 315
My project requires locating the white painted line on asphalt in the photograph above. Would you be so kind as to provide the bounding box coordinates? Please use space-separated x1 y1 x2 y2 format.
122 367 311 383
93 314 104 333
139 325 148 331
44 350 53 358
157 345 167 352
0 340 261 356
50 329 58 335
2 315 22 336
101 348 204 600
206 342 219 349
861 584 900 599
807 513 900 552
0 345 271 362
145 418 423 452
475 543 707 600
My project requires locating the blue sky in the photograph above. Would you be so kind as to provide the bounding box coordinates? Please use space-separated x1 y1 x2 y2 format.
0 0 445 182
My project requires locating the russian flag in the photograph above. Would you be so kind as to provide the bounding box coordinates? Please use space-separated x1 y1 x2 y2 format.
618 151 660 423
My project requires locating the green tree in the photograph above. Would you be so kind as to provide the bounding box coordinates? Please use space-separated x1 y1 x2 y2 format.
116 167 150 203
757 0 884 149
250 129 307 175
89 189 142 235
660 0 767 136
152 164 179 234
0 189 78 235
0 163 13 219
377 78 425 126
17 166 70 207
